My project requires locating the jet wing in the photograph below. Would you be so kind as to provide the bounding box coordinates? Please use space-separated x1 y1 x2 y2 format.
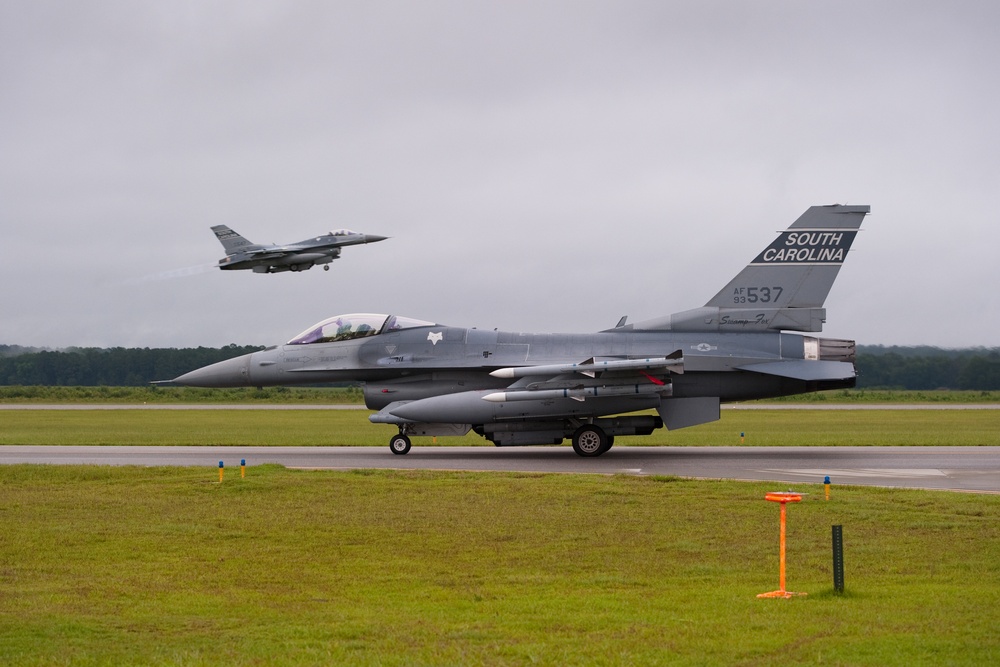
229 247 291 258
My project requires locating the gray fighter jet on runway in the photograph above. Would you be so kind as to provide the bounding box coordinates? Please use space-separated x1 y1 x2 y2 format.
173 204 869 456
212 226 388 273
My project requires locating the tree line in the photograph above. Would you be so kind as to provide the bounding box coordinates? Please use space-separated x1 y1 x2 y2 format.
0 344 998 390
855 346 999 390
0 345 263 387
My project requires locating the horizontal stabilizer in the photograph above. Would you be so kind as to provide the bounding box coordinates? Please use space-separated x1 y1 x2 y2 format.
737 360 856 382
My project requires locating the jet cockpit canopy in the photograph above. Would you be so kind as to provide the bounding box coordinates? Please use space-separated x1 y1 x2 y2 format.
287 313 437 345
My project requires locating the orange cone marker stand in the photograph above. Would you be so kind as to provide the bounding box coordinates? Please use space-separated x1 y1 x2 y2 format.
757 491 806 599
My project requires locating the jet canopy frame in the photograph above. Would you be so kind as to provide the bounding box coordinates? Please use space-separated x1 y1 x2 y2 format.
286 313 437 345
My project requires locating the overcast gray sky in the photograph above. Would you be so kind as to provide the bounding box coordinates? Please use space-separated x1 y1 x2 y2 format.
2 1 998 349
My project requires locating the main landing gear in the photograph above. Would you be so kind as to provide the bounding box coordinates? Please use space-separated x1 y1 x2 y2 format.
571 424 613 457
389 424 615 456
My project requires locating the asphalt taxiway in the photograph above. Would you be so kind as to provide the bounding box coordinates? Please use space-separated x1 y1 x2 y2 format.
2 445 997 493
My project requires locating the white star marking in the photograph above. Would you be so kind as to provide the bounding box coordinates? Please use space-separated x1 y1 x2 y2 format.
427 331 443 345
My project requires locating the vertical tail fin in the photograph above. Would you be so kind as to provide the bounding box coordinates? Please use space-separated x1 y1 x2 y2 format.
211 225 262 255
633 204 869 333
705 204 869 309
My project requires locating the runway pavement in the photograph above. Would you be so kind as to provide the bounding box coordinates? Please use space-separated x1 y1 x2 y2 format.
2 445 998 493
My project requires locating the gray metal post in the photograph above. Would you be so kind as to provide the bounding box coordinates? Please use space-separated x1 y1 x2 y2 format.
832 524 845 593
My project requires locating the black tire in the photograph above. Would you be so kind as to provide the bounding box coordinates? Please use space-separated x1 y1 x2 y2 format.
600 435 615 455
572 425 608 457
389 434 411 455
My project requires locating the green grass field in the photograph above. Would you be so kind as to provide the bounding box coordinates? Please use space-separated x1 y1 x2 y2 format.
2 400 998 664
1 466 997 665
1 408 998 447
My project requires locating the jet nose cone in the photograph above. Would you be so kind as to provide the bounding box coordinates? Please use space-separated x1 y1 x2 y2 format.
363 234 389 244
172 354 252 388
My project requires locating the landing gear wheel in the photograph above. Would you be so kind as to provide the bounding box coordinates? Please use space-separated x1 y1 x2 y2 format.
572 425 608 457
600 435 615 455
389 434 411 455
323 265 330 271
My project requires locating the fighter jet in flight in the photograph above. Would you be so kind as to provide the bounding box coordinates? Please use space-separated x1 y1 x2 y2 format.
212 226 388 273
173 204 869 456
